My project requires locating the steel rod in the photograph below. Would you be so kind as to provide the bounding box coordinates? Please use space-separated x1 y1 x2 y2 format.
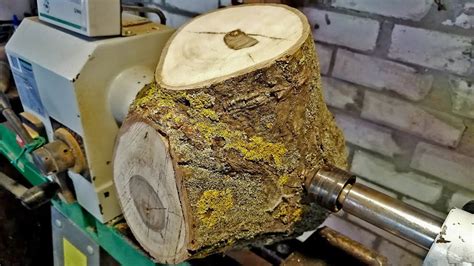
318 226 388 266
0 171 27 198
341 182 443 249
308 166 444 250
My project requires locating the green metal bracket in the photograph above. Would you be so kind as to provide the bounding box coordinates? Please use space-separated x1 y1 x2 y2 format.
0 123 188 266
0 123 48 186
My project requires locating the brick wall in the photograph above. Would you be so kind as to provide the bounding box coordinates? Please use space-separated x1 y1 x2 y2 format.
141 0 474 263
301 0 474 265
303 0 474 217
305 1 474 263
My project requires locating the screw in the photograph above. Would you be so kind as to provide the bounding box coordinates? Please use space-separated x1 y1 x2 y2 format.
55 219 62 228
87 245 94 255
276 243 290 255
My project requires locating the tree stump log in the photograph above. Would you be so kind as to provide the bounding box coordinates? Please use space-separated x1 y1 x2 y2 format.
114 4 347 264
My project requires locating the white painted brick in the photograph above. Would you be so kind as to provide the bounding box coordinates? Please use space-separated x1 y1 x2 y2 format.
333 112 402 157
361 91 465 147
389 25 473 76
332 0 432 21
333 49 433 101
401 197 446 219
315 43 332 75
322 214 378 248
449 190 474 210
442 13 474 29
321 77 359 109
449 77 474 119
301 8 379 51
351 151 443 204
442 2 474 30
358 178 398 198
411 142 474 191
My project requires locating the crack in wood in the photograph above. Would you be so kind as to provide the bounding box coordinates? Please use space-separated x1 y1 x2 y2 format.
188 30 288 41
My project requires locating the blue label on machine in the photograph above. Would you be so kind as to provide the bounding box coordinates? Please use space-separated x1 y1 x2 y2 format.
9 56 47 117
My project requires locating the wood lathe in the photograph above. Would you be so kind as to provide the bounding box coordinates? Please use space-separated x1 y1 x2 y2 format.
0 1 473 265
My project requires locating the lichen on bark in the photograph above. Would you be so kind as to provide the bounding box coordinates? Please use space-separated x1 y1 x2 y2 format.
127 34 347 258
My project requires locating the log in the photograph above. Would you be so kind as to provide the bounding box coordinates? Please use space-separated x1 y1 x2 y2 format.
113 4 347 264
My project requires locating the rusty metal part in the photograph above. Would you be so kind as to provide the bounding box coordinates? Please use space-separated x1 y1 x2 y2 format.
282 252 328 266
307 165 355 211
226 250 272 266
308 166 443 250
32 139 75 175
18 181 60 209
0 171 60 209
54 128 86 173
0 171 28 198
0 61 10 93
51 173 75 204
0 92 33 144
20 112 45 138
318 226 388 266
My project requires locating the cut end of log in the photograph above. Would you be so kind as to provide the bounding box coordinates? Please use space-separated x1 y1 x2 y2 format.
156 4 309 90
114 121 188 263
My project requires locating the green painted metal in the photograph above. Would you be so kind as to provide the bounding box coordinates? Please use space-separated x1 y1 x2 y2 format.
52 200 180 266
0 124 188 266
0 124 48 186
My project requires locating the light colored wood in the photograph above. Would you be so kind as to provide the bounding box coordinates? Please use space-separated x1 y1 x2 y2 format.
156 4 306 90
114 121 187 263
114 4 347 264
244 0 286 3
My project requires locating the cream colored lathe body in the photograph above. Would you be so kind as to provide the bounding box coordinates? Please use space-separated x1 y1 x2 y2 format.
6 16 174 222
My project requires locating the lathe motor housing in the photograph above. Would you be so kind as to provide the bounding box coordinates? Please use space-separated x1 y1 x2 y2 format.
5 16 174 222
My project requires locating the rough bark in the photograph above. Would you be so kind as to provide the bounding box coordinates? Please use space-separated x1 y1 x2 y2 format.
114 4 347 264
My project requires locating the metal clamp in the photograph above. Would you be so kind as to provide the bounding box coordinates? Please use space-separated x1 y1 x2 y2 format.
307 165 355 212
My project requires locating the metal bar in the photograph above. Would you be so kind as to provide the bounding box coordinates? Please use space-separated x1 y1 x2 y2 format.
0 92 33 144
0 61 10 93
122 5 167 25
341 183 443 250
317 226 388 266
0 171 27 198
307 166 444 250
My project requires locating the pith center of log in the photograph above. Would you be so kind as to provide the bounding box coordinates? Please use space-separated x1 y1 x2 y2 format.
130 174 166 231
224 29 259 50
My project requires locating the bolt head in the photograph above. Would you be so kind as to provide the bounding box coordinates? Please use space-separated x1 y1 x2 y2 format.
87 245 94 255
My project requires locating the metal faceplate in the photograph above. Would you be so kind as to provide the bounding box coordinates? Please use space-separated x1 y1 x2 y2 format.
6 17 175 222
52 205 100 266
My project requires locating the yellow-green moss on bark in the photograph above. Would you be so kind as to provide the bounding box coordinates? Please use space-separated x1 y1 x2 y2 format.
126 35 347 258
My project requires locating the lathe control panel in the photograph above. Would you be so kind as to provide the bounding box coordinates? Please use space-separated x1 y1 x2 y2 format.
37 0 121 37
